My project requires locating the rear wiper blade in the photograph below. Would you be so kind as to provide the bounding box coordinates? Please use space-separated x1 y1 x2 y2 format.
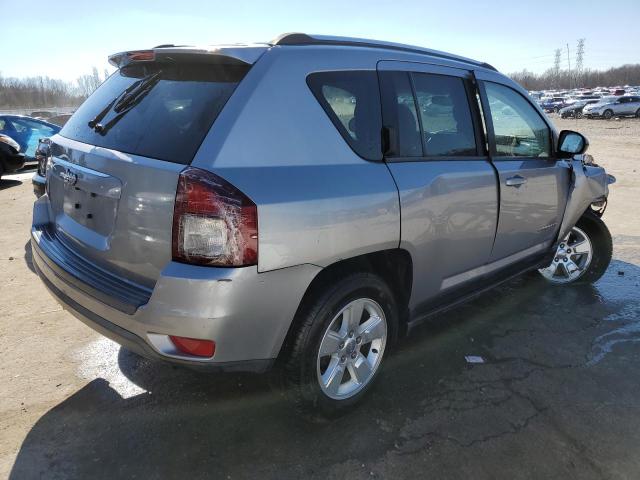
87 76 147 130
94 73 161 136
112 72 161 113
87 72 161 133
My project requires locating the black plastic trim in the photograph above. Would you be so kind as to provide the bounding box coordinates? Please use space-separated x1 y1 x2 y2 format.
32 227 152 315
272 33 497 71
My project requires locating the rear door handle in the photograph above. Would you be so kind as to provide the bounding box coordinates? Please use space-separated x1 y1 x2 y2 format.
505 175 527 187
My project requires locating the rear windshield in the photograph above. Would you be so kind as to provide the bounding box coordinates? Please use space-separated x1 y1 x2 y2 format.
60 62 249 164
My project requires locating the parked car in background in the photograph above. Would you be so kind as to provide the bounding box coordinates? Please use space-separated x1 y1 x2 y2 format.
559 99 600 118
30 111 54 120
46 114 73 127
0 115 61 159
541 96 567 113
583 96 640 119
33 138 51 197
31 34 613 416
0 133 26 179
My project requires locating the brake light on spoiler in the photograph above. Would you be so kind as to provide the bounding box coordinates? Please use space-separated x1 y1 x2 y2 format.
108 50 156 68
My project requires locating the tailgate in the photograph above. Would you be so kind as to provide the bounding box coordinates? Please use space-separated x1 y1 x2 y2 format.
46 137 182 288
41 54 252 288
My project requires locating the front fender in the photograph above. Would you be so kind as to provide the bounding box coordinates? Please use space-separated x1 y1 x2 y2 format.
557 157 614 243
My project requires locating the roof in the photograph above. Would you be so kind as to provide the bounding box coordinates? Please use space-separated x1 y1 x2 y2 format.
270 33 496 71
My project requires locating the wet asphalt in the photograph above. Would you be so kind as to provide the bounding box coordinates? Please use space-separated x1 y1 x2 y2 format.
8 251 640 479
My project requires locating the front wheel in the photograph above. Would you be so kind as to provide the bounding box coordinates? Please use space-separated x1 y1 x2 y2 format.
636 108 640 118
538 213 612 285
602 109 614 120
282 273 398 418
576 111 583 119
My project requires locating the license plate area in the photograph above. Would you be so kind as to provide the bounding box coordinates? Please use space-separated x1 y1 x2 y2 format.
48 159 122 244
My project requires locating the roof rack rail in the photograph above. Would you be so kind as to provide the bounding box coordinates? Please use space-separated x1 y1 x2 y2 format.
270 33 496 71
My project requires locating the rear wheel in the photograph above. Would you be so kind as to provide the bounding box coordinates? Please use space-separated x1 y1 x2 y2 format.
282 273 398 418
576 111 583 119
636 108 640 118
538 213 612 285
603 109 614 120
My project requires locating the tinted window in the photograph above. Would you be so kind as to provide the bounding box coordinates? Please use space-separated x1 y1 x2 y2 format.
412 73 477 156
485 82 550 158
307 71 382 161
60 62 248 164
379 71 422 157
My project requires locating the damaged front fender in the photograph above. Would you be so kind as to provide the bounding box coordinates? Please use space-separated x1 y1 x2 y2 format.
556 156 615 244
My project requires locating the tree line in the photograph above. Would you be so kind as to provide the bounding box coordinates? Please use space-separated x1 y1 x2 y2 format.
2 63 640 109
0 67 109 109
509 64 640 91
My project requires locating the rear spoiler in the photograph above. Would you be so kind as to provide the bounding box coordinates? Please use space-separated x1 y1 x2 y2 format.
108 45 269 68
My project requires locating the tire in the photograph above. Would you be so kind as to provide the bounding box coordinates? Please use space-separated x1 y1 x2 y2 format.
554 106 560 113
576 111 583 119
636 108 640 118
539 213 612 285
603 109 614 120
282 272 398 418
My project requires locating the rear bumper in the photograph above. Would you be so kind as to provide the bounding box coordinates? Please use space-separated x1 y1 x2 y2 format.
32 195 320 371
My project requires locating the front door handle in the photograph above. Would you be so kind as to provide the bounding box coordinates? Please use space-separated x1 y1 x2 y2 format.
505 175 527 187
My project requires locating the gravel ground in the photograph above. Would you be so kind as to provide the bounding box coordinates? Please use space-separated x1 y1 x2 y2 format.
1 117 639 479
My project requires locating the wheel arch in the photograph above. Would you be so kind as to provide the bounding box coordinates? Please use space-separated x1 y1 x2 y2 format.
276 248 413 360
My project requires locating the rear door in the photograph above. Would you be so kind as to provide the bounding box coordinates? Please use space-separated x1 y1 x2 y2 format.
377 61 498 310
476 72 570 262
44 58 250 288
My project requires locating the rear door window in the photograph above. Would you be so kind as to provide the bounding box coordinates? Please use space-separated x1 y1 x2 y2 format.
411 73 477 156
378 71 422 157
307 71 382 160
60 62 249 164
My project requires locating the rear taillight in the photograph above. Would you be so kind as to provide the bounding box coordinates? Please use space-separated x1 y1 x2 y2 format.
172 167 258 267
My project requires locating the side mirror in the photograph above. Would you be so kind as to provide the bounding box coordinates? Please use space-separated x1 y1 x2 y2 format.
557 130 588 158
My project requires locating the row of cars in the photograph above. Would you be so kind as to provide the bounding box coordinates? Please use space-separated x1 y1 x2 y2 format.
531 86 640 120
0 114 64 181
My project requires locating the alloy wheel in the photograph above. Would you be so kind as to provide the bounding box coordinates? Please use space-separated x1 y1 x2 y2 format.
539 226 593 284
316 298 387 400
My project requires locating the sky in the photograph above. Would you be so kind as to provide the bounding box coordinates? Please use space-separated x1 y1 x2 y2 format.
2 0 639 82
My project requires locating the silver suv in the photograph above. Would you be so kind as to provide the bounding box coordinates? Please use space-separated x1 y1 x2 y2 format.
583 95 640 119
32 34 614 415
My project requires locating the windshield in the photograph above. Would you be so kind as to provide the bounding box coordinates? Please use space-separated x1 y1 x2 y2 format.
60 62 249 164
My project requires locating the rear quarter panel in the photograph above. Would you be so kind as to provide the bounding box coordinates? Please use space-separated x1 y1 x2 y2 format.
192 47 401 272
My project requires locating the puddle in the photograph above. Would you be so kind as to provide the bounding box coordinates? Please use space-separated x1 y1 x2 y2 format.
588 260 640 365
